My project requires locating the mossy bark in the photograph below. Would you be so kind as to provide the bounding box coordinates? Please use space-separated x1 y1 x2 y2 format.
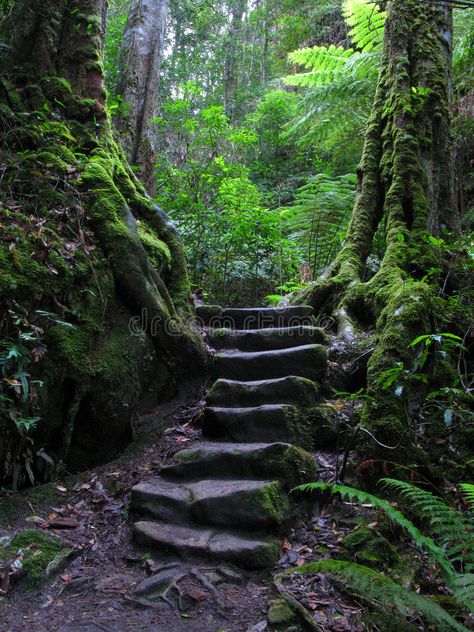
0 0 206 486
298 0 456 461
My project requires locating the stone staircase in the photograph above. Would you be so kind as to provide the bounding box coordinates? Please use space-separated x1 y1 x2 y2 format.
131 305 328 569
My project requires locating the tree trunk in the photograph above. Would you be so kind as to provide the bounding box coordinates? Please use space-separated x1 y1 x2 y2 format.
223 0 246 123
115 0 169 194
299 0 456 463
0 0 205 486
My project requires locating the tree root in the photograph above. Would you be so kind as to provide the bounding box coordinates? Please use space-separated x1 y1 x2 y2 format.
274 573 324 632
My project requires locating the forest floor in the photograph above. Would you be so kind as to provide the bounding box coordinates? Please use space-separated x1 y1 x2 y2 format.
0 385 371 632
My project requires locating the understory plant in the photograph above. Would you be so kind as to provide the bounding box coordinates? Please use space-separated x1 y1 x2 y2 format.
293 479 474 631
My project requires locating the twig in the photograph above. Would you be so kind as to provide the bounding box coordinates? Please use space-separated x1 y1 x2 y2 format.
358 426 404 450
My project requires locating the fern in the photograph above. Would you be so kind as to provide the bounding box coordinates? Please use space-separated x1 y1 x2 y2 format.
295 559 469 632
381 478 474 573
460 483 474 511
295 481 453 576
281 173 356 275
284 0 385 151
285 45 356 88
294 480 474 623
343 0 386 52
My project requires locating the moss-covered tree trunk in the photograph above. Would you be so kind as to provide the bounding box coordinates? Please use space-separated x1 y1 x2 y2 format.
0 0 206 487
299 0 457 463
115 0 169 193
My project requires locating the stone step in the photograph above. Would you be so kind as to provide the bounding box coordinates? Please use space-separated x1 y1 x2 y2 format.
196 305 314 329
132 478 288 528
206 376 320 408
215 344 327 382
202 404 313 447
134 521 279 569
161 441 317 489
208 325 327 352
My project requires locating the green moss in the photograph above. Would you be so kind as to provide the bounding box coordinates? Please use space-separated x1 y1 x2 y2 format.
267 599 297 626
341 527 399 569
137 224 171 271
247 540 280 569
266 444 317 489
283 407 314 450
252 481 289 525
0 529 71 586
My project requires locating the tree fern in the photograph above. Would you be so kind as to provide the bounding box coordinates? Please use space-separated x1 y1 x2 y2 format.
281 173 356 275
285 45 356 88
343 0 386 52
295 559 469 632
284 0 384 151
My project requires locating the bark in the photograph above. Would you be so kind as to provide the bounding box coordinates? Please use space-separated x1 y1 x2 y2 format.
0 0 206 486
223 0 246 123
115 0 169 194
299 0 456 462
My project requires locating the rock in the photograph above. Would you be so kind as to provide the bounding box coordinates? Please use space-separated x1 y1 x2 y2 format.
217 566 244 583
247 622 267 632
196 305 314 329
341 526 399 569
209 325 327 352
162 441 317 489
267 598 296 625
214 345 327 382
132 478 288 528
202 405 314 448
134 521 280 569
206 376 320 408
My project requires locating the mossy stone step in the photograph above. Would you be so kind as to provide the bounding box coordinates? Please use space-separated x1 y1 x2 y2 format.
209 325 327 352
202 404 315 448
215 344 327 382
206 376 320 408
161 441 317 489
132 478 288 528
196 305 314 329
134 521 280 569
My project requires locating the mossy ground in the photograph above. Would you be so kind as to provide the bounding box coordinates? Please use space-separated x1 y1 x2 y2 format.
0 529 71 588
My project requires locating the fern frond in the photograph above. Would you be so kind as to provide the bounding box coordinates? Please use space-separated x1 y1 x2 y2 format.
285 45 356 87
459 483 474 512
381 479 474 572
281 173 355 274
296 559 469 632
343 0 386 52
295 482 453 577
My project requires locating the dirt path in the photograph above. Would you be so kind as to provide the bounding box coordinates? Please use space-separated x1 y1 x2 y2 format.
1 397 281 632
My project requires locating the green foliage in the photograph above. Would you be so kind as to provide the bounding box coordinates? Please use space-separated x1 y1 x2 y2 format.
453 9 474 96
293 480 474 629
281 172 356 275
296 559 468 632
284 0 384 151
155 84 299 305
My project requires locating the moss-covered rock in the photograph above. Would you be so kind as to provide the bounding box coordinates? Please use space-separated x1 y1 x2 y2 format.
267 598 297 626
0 529 72 587
340 526 399 569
